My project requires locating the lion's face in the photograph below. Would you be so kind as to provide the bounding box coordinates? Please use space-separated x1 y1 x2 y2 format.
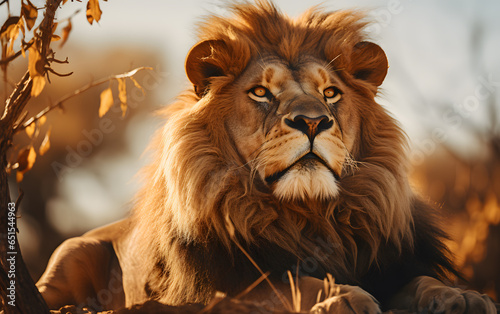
184 10 389 207
227 55 360 201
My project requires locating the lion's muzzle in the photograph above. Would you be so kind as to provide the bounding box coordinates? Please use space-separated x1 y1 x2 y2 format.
285 115 334 144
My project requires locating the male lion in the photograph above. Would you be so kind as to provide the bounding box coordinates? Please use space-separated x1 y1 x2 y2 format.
37 2 496 313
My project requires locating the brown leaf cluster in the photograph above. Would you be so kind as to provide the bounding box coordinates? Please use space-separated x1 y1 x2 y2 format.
13 116 51 182
16 146 36 182
1 0 108 98
2 0 113 184
98 69 150 118
1 16 25 64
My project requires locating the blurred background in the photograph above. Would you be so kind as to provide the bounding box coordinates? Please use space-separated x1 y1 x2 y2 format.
1 0 499 302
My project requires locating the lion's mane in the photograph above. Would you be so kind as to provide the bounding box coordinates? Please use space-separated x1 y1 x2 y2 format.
131 1 423 305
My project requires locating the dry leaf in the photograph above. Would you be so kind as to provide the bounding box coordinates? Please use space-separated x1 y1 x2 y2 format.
86 0 102 25
16 146 36 182
39 127 51 156
60 20 72 48
38 115 47 127
2 18 24 57
6 27 19 56
120 102 127 117
0 16 19 38
118 78 127 117
25 123 35 138
21 0 38 31
28 44 46 96
99 87 114 117
129 76 145 94
28 45 44 75
51 34 61 41
34 123 40 138
32 75 46 97
16 171 24 183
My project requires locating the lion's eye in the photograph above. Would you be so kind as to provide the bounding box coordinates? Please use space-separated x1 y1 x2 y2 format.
323 87 342 104
248 86 272 102
253 86 267 97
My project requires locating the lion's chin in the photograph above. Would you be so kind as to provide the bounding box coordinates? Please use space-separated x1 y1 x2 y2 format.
272 162 339 201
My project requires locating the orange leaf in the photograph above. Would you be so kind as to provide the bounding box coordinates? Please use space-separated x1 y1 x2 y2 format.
32 75 46 97
38 115 47 127
39 127 51 156
120 102 127 117
28 44 44 77
60 20 72 48
16 172 24 182
28 44 46 96
0 16 19 38
117 77 127 117
99 87 114 117
21 0 38 31
16 146 36 182
129 76 144 95
86 0 102 25
3 18 23 57
25 123 35 138
51 34 61 41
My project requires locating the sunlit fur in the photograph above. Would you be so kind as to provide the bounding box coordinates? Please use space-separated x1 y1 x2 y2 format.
131 1 414 305
273 164 340 201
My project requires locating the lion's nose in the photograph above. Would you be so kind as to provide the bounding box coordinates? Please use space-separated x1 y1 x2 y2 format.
285 115 333 142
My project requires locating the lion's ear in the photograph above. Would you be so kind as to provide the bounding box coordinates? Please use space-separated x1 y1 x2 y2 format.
350 42 388 86
185 40 228 97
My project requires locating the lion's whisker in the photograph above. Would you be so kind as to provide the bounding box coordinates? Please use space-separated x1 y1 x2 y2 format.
325 54 341 71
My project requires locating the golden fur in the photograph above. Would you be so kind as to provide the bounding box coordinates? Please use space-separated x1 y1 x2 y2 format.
132 0 412 305
36 2 497 312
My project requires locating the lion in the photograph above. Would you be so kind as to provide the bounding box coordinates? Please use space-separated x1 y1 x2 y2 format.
36 2 497 313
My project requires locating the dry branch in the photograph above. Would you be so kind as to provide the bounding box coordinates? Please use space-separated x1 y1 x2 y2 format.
19 66 152 131
0 0 63 312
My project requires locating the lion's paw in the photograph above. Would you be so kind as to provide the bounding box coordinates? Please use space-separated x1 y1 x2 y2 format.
417 285 496 314
310 285 381 314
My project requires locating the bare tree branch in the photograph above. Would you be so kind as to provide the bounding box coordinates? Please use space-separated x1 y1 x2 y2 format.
1 0 63 312
18 66 152 131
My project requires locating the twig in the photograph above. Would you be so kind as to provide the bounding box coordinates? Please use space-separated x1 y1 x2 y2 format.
17 66 152 131
47 56 69 64
234 272 271 300
232 240 293 311
46 67 73 77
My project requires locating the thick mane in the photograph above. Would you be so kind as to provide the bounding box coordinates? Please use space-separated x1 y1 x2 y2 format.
195 1 369 72
132 0 415 304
